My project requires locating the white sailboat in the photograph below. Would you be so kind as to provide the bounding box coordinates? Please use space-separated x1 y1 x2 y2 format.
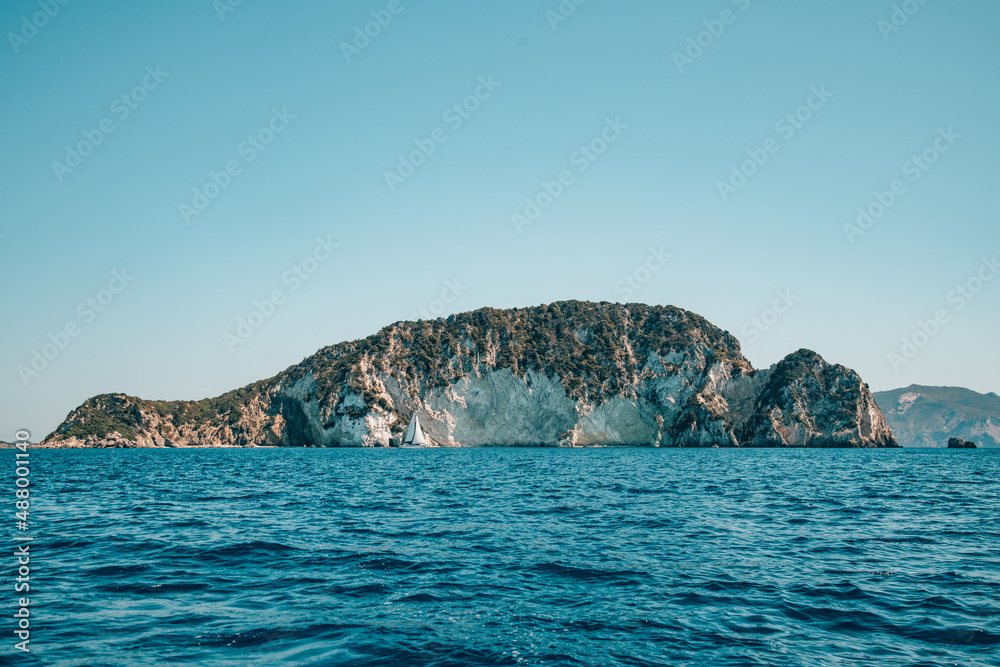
401 414 427 448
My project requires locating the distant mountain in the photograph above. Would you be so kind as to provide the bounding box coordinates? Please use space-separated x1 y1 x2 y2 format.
42 301 897 448
873 385 1000 447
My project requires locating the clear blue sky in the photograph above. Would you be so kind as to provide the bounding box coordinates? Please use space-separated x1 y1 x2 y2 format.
2 0 998 440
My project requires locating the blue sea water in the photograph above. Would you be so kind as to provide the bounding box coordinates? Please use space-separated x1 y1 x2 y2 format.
17 447 1000 666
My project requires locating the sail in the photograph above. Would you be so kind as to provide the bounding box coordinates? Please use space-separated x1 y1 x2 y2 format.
403 414 426 445
411 416 426 445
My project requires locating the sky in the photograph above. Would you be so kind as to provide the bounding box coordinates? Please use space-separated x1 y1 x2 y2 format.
2 0 998 440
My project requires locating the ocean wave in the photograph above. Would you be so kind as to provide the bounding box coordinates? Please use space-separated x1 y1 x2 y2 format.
27 447 1000 666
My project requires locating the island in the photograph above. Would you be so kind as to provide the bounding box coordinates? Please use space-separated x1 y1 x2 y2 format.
41 301 899 449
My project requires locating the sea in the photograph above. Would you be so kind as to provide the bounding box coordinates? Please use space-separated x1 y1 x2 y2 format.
18 447 1000 666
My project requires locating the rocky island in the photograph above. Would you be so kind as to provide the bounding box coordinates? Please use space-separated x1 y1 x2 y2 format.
42 301 898 448
947 437 978 448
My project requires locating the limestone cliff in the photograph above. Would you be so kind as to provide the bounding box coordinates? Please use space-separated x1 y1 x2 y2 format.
42 301 898 448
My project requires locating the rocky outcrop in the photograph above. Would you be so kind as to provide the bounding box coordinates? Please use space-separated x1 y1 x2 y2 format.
874 385 1000 447
738 350 897 448
947 437 978 449
42 301 898 448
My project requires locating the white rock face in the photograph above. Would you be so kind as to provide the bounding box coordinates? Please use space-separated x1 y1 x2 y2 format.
347 344 748 447
422 369 576 446
896 392 921 414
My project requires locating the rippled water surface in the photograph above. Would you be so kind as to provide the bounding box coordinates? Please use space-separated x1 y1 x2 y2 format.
24 448 1000 666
